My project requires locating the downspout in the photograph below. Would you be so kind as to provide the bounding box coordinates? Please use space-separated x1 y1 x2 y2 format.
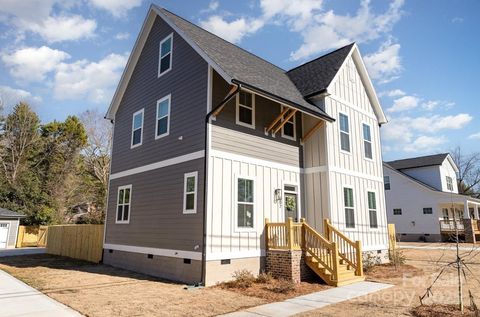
201 83 240 285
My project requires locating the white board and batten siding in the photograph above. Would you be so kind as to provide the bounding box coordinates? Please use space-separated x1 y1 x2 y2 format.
207 126 301 259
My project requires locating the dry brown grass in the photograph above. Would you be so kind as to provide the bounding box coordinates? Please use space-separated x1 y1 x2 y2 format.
0 254 266 317
366 263 423 280
411 304 476 317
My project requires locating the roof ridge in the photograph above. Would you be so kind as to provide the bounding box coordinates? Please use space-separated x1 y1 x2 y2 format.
286 42 355 73
157 6 287 72
386 153 450 163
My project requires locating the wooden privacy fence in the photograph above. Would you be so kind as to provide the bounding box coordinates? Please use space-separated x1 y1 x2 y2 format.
16 226 48 248
47 224 104 263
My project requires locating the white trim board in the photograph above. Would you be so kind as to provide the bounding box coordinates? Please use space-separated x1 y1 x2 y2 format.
104 243 202 261
206 249 265 261
110 150 205 180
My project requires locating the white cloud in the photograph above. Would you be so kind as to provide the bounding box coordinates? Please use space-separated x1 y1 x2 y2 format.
421 100 439 111
387 95 420 112
199 15 264 44
404 135 447 153
2 46 70 82
408 114 473 132
452 17 464 23
379 89 405 98
0 85 42 110
28 15 96 43
53 53 128 103
364 40 401 83
88 0 143 17
469 132 480 140
115 32 130 40
260 0 323 31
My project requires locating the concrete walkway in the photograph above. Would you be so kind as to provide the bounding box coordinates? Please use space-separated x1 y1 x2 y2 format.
220 281 392 317
0 248 46 257
0 270 82 317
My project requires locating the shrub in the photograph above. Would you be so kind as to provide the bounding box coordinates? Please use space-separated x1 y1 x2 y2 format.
227 269 255 289
256 272 273 284
389 248 406 267
363 252 381 272
267 279 296 294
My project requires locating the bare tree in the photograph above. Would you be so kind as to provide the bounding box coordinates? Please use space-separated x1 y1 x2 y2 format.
451 147 480 197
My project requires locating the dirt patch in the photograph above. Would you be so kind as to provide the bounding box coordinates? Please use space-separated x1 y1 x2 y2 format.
366 263 423 281
0 254 266 317
411 304 477 317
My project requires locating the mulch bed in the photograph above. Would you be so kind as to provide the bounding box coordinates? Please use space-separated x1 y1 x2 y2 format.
366 263 423 281
411 304 477 317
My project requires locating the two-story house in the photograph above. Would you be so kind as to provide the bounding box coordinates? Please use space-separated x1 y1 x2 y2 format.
103 5 390 286
384 153 480 243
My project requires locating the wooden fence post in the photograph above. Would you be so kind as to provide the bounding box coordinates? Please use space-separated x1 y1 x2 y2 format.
332 241 339 282
265 218 269 250
300 218 306 249
287 217 294 250
16 226 25 248
355 240 363 276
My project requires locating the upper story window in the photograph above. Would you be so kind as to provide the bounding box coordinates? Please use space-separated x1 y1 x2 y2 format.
183 172 197 214
131 109 144 148
339 113 350 152
344 187 355 228
368 191 377 228
281 106 295 140
158 33 173 77
156 95 171 139
446 176 454 191
236 91 255 129
237 177 254 230
362 123 373 159
116 185 131 224
384 176 391 190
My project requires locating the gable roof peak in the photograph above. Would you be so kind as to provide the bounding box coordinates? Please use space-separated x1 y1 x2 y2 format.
386 153 452 170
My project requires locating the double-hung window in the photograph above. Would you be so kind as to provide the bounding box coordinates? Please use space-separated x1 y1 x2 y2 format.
446 176 454 191
339 113 350 152
281 106 295 140
237 177 254 229
363 123 373 159
131 109 144 148
116 185 131 223
344 187 355 228
384 176 391 190
183 172 197 214
236 91 255 128
158 33 173 77
156 95 171 139
368 191 378 228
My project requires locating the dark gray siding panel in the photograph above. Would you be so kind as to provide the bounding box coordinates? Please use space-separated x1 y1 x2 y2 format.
105 158 204 252
111 16 208 174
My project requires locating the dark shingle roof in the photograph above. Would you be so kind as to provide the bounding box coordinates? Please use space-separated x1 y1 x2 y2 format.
287 43 355 98
386 153 450 170
0 207 25 218
157 6 341 121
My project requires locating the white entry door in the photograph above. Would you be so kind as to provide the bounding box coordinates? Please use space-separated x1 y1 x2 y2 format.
0 223 9 249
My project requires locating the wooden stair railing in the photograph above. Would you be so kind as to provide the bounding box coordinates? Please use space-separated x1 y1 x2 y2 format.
324 219 363 276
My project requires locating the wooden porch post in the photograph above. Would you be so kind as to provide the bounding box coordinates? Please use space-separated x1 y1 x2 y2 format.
324 218 332 241
355 240 363 276
265 218 270 250
300 218 306 249
287 217 294 250
332 241 339 282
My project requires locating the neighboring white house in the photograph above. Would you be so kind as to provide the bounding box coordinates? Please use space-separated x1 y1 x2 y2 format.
384 153 480 243
0 208 25 249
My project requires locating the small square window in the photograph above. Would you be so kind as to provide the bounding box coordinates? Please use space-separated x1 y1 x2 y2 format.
393 208 402 215
423 208 433 215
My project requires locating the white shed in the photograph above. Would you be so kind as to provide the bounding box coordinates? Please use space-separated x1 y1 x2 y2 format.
0 208 25 249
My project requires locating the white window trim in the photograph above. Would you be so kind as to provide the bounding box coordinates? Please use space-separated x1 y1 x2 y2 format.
362 122 373 161
367 190 378 230
343 186 355 230
131 109 144 149
338 111 351 155
446 176 454 191
116 184 132 224
281 105 296 141
183 171 198 214
235 91 255 129
234 174 256 233
158 33 173 78
155 94 171 139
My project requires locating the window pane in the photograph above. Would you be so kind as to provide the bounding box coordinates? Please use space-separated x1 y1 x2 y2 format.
160 54 171 73
158 100 169 118
245 179 253 202
186 176 195 192
118 189 124 204
363 124 371 141
340 132 350 152
423 208 432 214
133 113 143 129
364 141 372 159
369 210 378 228
123 205 129 221
133 129 142 145
344 188 353 207
186 193 195 210
117 206 123 221
393 209 402 215
239 107 252 125
238 178 253 203
161 38 171 56
157 117 168 136
339 114 349 133
124 188 130 204
345 208 355 228
283 122 294 137
239 91 252 108
368 192 376 209
238 203 254 228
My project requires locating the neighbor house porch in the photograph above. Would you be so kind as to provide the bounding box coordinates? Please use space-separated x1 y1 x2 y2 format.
438 198 480 243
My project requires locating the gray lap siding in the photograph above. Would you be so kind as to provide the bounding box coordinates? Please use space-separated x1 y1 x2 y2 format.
111 16 208 174
105 158 204 252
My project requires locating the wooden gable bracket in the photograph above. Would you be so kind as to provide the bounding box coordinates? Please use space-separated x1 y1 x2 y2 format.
265 107 290 135
212 85 238 118
272 109 297 135
301 120 324 143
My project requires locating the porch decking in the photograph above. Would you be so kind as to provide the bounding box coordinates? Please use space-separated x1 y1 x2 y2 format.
439 219 480 243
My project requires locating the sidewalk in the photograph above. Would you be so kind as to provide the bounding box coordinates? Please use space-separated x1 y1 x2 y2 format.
399 242 480 251
0 270 82 317
220 281 392 317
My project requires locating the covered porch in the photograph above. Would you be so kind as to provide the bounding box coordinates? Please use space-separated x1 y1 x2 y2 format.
438 198 480 243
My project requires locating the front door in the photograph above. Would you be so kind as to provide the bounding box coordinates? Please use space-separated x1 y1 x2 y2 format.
284 185 299 222
0 223 9 249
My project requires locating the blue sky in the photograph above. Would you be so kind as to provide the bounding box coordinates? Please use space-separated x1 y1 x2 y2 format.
0 0 478 161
